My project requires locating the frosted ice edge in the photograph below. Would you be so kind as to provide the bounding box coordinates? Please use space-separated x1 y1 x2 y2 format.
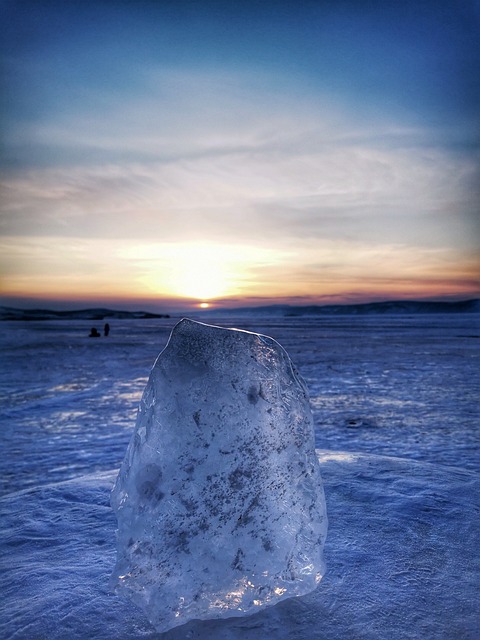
111 318 327 633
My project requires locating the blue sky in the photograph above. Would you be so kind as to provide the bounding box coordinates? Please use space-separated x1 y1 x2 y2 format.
1 0 479 309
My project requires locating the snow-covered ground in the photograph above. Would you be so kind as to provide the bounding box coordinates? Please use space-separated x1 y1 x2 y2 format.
1 314 479 638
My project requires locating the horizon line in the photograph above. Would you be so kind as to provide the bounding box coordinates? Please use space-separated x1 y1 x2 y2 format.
1 295 479 315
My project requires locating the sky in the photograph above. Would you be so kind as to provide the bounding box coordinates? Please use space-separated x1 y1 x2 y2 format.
1 0 479 311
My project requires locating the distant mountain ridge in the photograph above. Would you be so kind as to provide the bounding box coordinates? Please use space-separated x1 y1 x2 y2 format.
1 299 478 321
0 307 170 321
208 299 480 316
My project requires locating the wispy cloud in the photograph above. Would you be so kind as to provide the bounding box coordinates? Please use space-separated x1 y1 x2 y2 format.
2 123 477 252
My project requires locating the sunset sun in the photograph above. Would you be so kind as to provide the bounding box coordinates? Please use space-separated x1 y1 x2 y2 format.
129 242 291 306
164 244 236 301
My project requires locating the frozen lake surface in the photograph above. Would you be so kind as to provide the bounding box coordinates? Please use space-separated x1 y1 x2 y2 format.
0 314 479 638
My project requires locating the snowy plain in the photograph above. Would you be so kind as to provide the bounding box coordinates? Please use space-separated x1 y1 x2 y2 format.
0 313 479 639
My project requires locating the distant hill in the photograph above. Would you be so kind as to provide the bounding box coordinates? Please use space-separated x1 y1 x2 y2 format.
1 299 479 321
208 299 480 316
0 307 171 321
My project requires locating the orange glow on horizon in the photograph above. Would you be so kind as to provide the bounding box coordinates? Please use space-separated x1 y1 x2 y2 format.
2 275 479 309
1 237 479 310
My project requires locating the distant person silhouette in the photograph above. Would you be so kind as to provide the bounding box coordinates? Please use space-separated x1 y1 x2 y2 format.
89 327 101 338
104 323 110 337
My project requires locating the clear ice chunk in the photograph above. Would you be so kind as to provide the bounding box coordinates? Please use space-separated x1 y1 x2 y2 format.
110 319 327 633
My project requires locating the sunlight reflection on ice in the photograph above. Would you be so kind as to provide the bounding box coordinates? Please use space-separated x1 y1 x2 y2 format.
317 451 359 463
49 382 88 393
207 579 291 614
310 395 423 409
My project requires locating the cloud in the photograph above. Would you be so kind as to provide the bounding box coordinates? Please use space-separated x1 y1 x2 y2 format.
1 64 478 304
2 130 477 253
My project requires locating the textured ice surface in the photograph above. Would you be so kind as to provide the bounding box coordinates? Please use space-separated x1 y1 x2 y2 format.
110 319 327 632
2 455 478 640
1 315 479 639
